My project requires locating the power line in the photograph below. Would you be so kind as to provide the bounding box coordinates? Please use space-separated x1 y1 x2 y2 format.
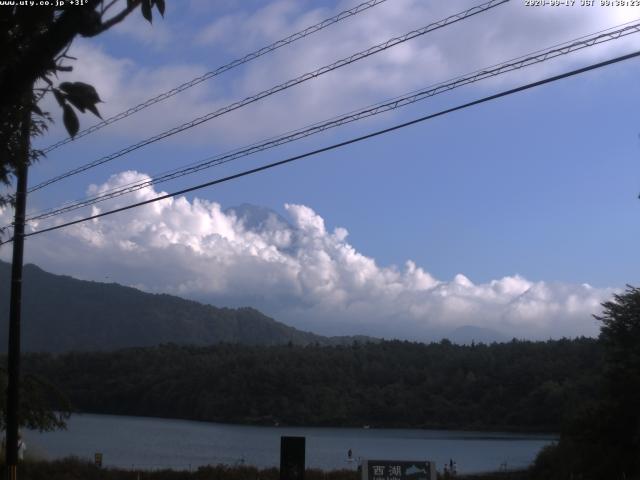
29 0 509 194
40 0 391 154
27 19 640 220
5 48 637 245
23 20 640 223
39 17 639 213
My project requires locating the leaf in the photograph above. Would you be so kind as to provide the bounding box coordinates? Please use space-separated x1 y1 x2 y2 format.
85 103 102 119
53 89 66 107
62 104 79 138
154 0 165 17
59 81 101 104
141 0 152 23
58 82 73 93
65 95 86 113
77 9 102 37
59 82 102 118
31 104 44 117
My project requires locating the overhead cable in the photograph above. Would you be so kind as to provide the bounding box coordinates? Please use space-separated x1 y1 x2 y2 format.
29 0 509 193
4 48 636 245
24 19 640 223
40 0 391 154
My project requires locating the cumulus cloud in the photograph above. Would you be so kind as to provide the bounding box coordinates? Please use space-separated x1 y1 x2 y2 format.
0 171 614 341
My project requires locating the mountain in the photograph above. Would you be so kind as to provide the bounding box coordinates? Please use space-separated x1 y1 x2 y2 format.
0 261 374 353
224 203 291 232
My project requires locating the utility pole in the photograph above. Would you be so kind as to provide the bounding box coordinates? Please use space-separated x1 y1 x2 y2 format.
5 98 31 480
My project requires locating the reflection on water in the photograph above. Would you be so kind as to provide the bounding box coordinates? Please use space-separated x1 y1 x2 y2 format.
25 414 556 474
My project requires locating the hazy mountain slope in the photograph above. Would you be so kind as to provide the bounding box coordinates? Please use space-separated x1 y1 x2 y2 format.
0 261 372 352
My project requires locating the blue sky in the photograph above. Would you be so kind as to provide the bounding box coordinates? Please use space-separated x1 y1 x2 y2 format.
3 0 640 341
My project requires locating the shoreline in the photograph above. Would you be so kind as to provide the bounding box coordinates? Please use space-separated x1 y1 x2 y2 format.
56 411 560 437
14 458 533 480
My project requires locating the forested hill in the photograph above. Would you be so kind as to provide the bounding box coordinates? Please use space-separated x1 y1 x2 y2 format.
23 338 602 432
0 261 373 352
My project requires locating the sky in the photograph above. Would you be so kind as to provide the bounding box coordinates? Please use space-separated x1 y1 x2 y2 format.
2 0 640 342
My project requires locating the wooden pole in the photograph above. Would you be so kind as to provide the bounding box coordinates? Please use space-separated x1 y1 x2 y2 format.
5 97 31 480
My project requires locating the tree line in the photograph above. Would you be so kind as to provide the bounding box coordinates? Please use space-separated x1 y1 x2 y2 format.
19 337 602 433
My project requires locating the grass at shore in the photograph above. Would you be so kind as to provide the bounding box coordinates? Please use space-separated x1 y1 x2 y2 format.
7 458 532 480
15 459 356 480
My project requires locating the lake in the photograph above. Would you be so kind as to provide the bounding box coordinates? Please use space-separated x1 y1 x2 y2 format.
24 414 556 474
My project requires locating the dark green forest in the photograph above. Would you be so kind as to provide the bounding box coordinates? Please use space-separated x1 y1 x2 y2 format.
21 337 601 432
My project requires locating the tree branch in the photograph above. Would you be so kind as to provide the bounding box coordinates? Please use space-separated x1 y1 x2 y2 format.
102 0 121 15
85 0 142 37
0 0 140 115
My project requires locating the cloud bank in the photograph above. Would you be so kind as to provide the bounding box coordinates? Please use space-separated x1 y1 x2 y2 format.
2 171 614 341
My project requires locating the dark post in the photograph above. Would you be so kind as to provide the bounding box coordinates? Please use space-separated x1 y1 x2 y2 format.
280 436 305 480
5 99 31 480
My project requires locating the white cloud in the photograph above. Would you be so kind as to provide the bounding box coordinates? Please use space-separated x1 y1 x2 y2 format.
17 2 630 342
110 6 174 49
0 171 614 341
34 40 216 150
196 0 309 49
37 0 640 151
189 0 640 144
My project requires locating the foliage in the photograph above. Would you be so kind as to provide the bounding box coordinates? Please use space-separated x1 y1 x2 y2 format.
0 0 165 207
597 286 640 412
20 338 602 432
11 457 536 480
14 458 536 480
0 367 70 432
457 472 530 480
15 458 358 480
530 286 640 479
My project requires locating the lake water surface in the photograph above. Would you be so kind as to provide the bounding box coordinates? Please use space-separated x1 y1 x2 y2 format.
24 414 556 474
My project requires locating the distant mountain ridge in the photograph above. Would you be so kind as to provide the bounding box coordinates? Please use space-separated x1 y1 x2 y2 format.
0 261 374 353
